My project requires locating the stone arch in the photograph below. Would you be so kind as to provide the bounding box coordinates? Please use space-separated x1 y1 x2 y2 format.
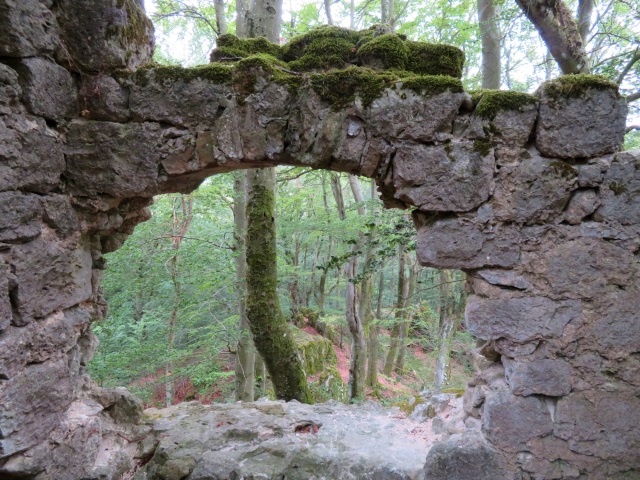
1 1 639 479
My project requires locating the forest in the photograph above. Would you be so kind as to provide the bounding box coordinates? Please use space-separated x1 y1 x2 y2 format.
89 0 640 408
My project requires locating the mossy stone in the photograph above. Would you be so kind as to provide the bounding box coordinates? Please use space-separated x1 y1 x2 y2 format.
133 63 233 86
474 90 538 119
232 54 300 95
357 33 408 70
310 66 393 110
283 25 359 61
405 41 465 78
212 34 282 61
540 74 620 100
399 75 464 97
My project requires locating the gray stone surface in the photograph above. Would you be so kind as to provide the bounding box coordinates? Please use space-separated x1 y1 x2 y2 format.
0 191 41 242
503 357 572 397
594 150 640 226
0 0 61 57
0 63 22 115
465 295 581 343
79 74 130 122
8 57 78 120
536 84 627 158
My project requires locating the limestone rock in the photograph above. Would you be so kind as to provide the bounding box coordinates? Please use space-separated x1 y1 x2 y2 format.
482 390 553 452
503 357 572 397
423 435 508 480
0 258 11 331
536 81 627 158
414 216 520 269
6 236 93 324
0 114 65 193
594 150 640 226
0 359 73 459
491 151 577 224
8 57 77 120
465 295 581 343
0 191 42 242
79 75 130 122
55 0 154 72
392 141 494 212
564 189 598 225
0 63 22 114
0 0 61 58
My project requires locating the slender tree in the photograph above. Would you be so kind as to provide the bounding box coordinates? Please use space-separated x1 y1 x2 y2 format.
478 0 501 89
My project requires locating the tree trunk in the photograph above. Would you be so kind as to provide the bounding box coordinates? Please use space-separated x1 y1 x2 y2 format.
383 246 407 376
434 270 456 390
478 0 501 89
233 171 255 402
394 255 416 373
246 167 312 403
576 0 593 45
324 0 333 25
214 0 227 35
236 0 248 38
245 0 283 43
366 265 383 387
515 0 590 74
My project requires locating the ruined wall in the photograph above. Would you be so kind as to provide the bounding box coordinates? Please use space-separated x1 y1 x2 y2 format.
0 1 638 479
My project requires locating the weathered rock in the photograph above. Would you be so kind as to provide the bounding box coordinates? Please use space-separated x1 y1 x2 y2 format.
392 141 494 212
0 63 22 115
0 191 41 242
491 151 577 224
367 89 465 142
129 72 233 127
55 0 154 72
591 289 640 356
564 188 598 224
0 114 65 193
414 216 521 269
465 295 581 343
42 194 80 238
64 120 164 196
79 74 130 122
503 357 572 397
8 57 77 120
6 236 92 324
536 80 627 158
594 150 640 226
135 401 434 480
423 435 508 480
482 390 553 452
0 359 73 459
467 102 538 147
0 0 61 58
0 259 11 331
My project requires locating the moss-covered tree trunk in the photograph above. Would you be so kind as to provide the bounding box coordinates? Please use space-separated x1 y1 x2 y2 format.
233 171 255 402
246 168 312 403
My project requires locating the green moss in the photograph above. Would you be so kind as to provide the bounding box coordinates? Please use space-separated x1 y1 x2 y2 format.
114 0 153 48
394 396 424 415
474 90 538 119
210 46 249 62
133 63 233 86
232 54 301 95
214 34 282 58
473 139 493 157
399 75 464 97
609 181 627 195
541 74 620 100
288 54 346 72
283 25 359 61
549 160 578 180
405 41 465 78
357 33 408 70
441 387 465 397
468 89 489 105
310 66 393 110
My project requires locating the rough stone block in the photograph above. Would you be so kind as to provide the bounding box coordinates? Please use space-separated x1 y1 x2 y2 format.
594 151 640 226
367 90 465 142
423 436 507 480
0 114 65 193
79 75 130 122
482 390 553 452
42 194 80 238
7 236 92 324
0 259 11 331
0 359 73 459
465 295 581 343
0 0 61 58
55 0 153 72
0 192 42 242
503 357 572 397
555 392 640 461
414 216 520 269
0 307 91 379
492 151 577 224
8 57 77 120
592 289 640 355
64 120 163 197
393 141 494 212
129 74 232 127
467 103 538 147
564 189 598 225
0 64 22 115
536 81 627 159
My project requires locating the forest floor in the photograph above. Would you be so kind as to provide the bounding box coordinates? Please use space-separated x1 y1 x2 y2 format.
136 318 474 409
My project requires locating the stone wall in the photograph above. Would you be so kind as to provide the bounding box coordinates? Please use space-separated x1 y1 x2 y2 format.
0 1 638 479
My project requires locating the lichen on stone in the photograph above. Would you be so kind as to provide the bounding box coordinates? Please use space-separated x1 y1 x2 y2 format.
549 160 578 180
474 90 538 119
540 74 620 100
